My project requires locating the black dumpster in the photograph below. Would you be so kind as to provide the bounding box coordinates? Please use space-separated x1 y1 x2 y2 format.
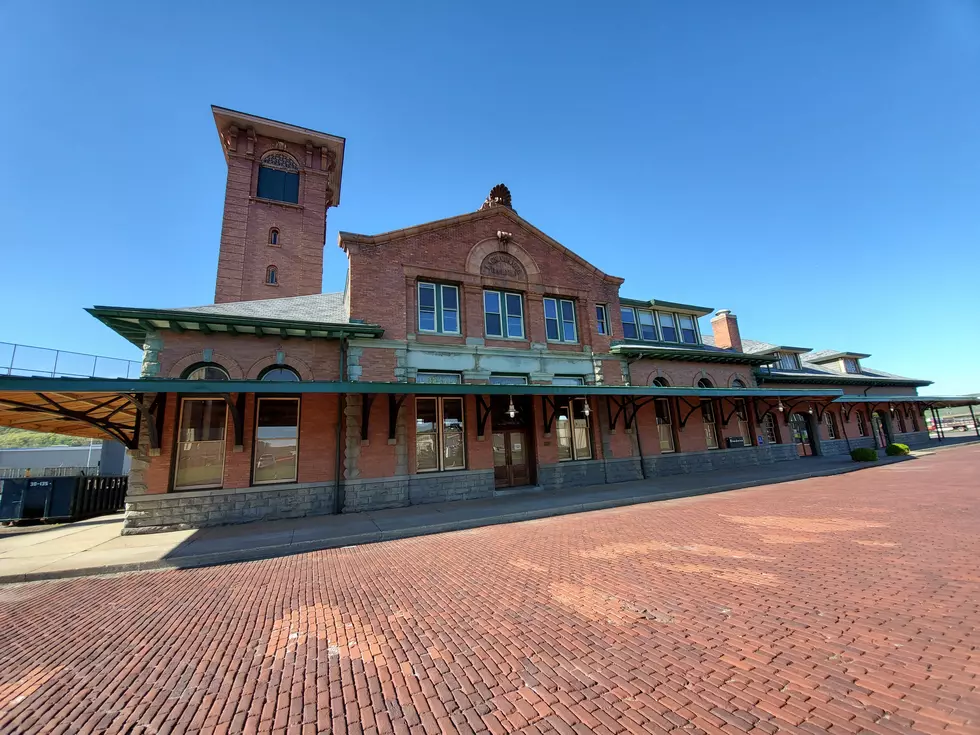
0 475 127 523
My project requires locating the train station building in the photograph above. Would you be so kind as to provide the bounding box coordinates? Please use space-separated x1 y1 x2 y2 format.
1 107 976 533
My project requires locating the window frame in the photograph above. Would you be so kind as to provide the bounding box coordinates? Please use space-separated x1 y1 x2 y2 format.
678 314 699 345
417 281 461 335
173 397 229 491
842 358 860 374
488 374 528 386
544 297 578 343
555 397 593 462
269 228 280 246
483 289 525 340
855 411 868 437
658 311 679 343
620 306 639 340
595 304 609 336
415 396 466 472
256 153 301 205
182 363 230 381
259 365 301 382
266 266 278 286
637 309 658 341
824 412 838 440
252 396 301 485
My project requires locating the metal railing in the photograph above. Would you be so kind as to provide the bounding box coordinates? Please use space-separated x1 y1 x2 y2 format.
0 342 141 380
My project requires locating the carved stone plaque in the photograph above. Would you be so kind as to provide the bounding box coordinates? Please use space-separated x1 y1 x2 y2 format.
481 251 526 280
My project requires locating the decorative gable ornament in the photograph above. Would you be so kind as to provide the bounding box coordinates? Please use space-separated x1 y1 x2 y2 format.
480 183 513 211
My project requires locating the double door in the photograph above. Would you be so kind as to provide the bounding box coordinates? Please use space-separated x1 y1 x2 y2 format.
493 430 530 488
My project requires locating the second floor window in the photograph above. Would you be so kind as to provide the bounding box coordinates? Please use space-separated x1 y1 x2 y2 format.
418 282 459 334
658 312 678 342
257 153 300 204
621 307 638 340
678 314 698 344
484 290 524 339
595 305 608 336
544 298 577 343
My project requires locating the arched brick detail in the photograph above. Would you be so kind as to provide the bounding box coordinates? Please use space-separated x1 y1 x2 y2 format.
650 369 677 386
464 238 541 281
726 371 753 388
168 351 245 379
245 354 315 381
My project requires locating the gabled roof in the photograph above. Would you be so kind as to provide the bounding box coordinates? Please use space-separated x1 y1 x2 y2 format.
339 205 625 286
88 293 382 347
804 349 872 363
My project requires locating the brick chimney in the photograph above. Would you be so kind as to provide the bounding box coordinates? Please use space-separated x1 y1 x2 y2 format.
711 309 742 352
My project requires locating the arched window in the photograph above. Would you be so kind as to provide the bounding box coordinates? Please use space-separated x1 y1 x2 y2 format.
732 379 746 388
652 377 670 387
256 152 300 204
183 363 230 381
260 366 301 382
269 228 279 246
266 266 278 285
697 378 713 389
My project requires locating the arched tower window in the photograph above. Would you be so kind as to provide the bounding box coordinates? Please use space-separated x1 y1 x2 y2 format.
266 266 278 285
269 228 279 246
183 363 230 381
260 366 301 382
257 152 300 204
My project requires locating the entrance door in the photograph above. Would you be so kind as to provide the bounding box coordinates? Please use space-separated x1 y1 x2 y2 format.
789 413 816 456
493 430 530 488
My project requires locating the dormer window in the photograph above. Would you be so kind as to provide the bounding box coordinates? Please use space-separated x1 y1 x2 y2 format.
257 152 300 204
774 352 801 370
842 358 860 374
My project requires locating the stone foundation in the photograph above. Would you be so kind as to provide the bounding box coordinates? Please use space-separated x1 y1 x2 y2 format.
642 444 798 477
893 430 930 448
341 469 494 513
818 437 875 456
538 459 608 491
123 481 337 534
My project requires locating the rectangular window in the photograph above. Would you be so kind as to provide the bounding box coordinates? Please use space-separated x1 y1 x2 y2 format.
418 282 460 335
735 399 751 444
489 375 528 385
658 312 678 342
638 310 658 341
842 358 860 374
415 372 462 385
253 398 299 484
678 314 699 344
415 397 465 472
655 398 674 453
552 376 585 386
556 398 592 461
483 290 525 339
856 411 868 437
824 412 838 440
701 400 718 449
174 399 227 490
544 297 577 343
595 305 608 336
775 352 801 371
763 414 778 444
620 307 638 340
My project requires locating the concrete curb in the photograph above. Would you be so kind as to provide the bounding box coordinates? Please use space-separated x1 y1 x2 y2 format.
0 453 926 585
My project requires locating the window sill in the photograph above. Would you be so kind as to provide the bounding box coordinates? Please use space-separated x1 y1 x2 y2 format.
251 196 303 210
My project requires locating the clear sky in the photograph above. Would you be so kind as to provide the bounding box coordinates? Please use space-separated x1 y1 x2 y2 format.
1 1 978 393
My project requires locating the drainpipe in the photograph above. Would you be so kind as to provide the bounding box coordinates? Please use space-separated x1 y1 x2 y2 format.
333 336 348 514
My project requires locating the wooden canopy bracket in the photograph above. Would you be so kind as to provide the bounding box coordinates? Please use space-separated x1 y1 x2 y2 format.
607 396 629 431
388 394 407 441
361 393 376 442
119 393 161 451
3 393 136 448
220 393 246 449
626 396 656 429
676 397 702 429
476 395 492 438
541 395 557 435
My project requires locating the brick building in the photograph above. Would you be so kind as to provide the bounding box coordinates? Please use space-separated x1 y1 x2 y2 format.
1 107 976 533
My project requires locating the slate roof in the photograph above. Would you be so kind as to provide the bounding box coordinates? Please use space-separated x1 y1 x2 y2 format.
173 293 350 324
702 335 929 385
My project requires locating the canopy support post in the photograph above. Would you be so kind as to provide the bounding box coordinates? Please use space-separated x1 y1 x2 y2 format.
970 405 980 439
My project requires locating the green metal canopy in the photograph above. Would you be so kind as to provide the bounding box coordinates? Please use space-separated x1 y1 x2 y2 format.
87 305 384 348
833 395 979 408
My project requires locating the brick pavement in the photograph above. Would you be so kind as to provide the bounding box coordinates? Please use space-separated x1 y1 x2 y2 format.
0 446 977 734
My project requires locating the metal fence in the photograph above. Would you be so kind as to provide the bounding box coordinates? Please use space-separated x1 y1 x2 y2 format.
0 467 96 480
0 342 141 379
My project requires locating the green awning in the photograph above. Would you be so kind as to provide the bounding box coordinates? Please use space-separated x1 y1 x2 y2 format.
833 395 979 408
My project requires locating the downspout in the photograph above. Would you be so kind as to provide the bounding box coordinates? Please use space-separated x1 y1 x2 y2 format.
333 335 348 514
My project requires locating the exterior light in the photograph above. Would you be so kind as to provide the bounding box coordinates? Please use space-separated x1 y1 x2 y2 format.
808 404 814 415
583 400 591 418
507 397 516 419
777 400 784 413
889 403 895 413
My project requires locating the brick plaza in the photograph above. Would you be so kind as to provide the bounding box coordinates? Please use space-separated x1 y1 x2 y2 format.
1 445 977 734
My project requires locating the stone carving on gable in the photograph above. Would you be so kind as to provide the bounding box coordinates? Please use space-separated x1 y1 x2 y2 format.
480 251 527 280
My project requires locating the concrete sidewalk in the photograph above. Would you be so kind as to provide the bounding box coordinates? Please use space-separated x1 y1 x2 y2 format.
0 450 935 584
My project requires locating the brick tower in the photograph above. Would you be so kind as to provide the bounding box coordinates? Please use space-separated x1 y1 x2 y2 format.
211 106 346 303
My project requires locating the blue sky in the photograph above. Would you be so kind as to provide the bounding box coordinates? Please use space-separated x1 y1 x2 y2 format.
1 1 978 393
